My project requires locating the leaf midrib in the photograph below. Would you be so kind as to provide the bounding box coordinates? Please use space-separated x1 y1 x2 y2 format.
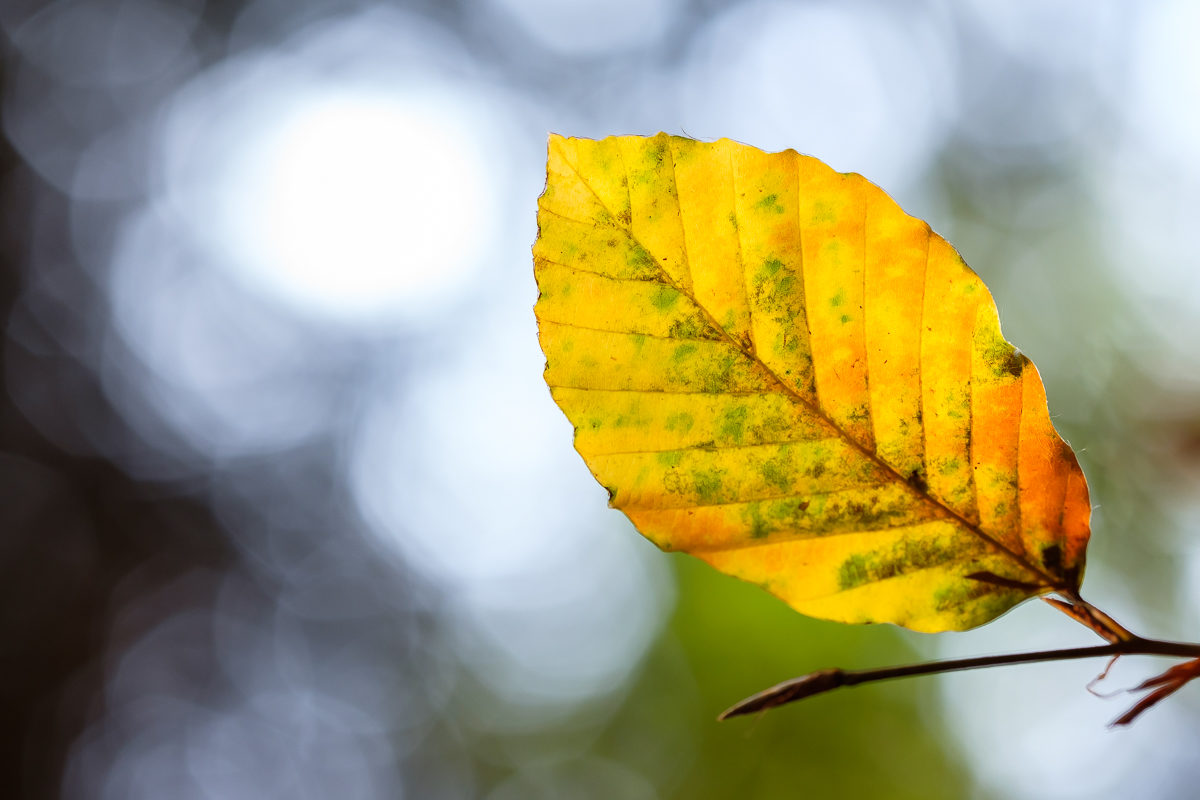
548 138 1065 593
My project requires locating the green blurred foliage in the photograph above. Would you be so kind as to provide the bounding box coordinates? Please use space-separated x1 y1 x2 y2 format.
592 555 985 799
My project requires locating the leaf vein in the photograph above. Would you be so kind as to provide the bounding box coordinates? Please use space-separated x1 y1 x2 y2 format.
586 437 838 457
685 518 954 554
861 199 874 452
538 318 720 344
621 481 897 511
729 147 757 357
545 139 1061 590
546 383 778 397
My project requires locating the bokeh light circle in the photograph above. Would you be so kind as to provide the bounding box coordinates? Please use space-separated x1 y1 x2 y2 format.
154 23 512 328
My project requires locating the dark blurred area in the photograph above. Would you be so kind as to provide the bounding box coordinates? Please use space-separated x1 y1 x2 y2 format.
3 1 1200 798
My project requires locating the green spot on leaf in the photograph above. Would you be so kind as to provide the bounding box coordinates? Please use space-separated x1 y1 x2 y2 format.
650 285 681 311
657 451 683 467
754 193 785 214
673 343 698 362
746 502 770 538
692 469 724 503
760 454 792 492
719 406 749 443
665 412 694 433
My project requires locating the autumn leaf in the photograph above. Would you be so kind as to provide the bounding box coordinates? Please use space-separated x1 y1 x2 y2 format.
533 133 1089 633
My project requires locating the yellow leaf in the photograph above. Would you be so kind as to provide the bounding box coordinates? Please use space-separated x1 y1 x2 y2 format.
534 133 1089 633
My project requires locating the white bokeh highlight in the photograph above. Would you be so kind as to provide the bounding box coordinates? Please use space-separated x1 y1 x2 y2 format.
154 12 513 328
211 86 497 324
1126 0 1200 177
1093 0 1200 351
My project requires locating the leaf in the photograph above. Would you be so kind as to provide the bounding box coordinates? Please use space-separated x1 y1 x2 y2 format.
533 133 1090 633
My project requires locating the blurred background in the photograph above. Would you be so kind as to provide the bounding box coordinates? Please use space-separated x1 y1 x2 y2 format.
3 0 1200 797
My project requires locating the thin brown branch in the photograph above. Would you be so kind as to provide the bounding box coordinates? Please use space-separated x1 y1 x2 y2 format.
719 636 1200 721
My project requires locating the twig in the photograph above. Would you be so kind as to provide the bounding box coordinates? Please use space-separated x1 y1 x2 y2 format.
719 636 1200 720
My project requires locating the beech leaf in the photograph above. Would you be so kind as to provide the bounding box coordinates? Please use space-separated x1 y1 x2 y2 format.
534 133 1090 633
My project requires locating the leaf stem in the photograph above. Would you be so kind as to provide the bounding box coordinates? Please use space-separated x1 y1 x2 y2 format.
1052 590 1137 643
719 635 1200 720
